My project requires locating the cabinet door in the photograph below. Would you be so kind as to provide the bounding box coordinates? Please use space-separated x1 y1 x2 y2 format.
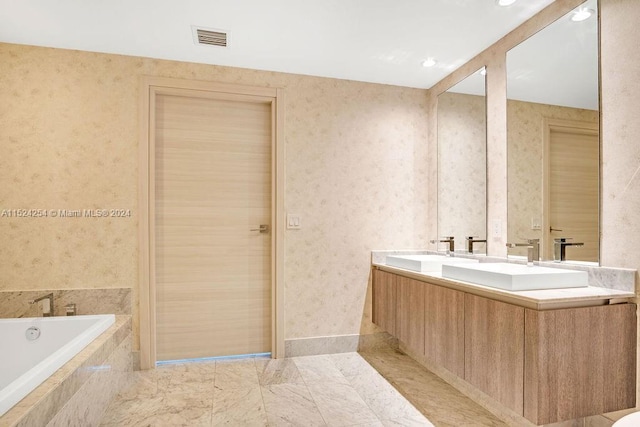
372 269 396 335
424 283 465 377
465 293 525 414
396 276 425 354
524 304 637 425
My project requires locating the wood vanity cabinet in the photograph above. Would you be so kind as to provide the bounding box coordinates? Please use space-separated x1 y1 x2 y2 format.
424 283 465 377
524 304 637 425
464 293 525 414
371 267 637 425
372 269 396 335
396 276 425 355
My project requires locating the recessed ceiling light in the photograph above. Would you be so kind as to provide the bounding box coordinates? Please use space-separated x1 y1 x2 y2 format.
496 0 517 6
422 57 437 68
571 7 594 22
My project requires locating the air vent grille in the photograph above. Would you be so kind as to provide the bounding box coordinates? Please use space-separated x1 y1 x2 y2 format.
196 29 227 47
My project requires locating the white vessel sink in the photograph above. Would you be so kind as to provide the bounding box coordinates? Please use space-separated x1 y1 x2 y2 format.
386 255 479 273
441 262 588 291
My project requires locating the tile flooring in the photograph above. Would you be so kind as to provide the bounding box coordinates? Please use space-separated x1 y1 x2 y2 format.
100 349 504 426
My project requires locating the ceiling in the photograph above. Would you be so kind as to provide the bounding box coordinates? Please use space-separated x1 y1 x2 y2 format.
0 0 558 90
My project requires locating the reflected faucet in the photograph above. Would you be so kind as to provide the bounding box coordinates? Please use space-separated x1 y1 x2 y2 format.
430 236 455 255
554 238 583 262
29 293 54 317
466 236 487 254
506 238 540 265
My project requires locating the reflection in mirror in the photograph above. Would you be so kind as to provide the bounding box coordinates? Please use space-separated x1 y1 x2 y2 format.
507 0 599 263
437 68 487 254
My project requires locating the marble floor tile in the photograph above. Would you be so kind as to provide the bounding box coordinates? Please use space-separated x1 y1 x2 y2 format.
293 354 350 384
346 370 426 422
212 383 268 426
156 360 216 395
329 352 380 378
100 393 213 427
306 380 382 427
381 415 435 426
262 382 327 426
214 357 260 390
256 357 305 386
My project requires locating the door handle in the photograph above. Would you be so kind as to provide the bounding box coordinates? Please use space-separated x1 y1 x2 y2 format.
250 224 269 234
550 227 563 232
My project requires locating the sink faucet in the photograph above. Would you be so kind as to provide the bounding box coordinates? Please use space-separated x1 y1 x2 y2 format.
430 236 455 255
29 293 54 317
506 238 539 265
554 238 583 262
466 236 487 254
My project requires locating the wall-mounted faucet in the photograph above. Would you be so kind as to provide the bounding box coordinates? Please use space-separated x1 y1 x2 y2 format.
506 238 540 265
29 293 54 317
466 236 487 254
554 238 583 262
430 236 455 255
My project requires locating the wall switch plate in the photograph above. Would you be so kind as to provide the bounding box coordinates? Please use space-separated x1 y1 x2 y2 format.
531 218 542 230
492 220 502 238
287 214 301 230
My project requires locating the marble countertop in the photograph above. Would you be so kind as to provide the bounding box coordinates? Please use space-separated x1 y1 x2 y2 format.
373 262 635 311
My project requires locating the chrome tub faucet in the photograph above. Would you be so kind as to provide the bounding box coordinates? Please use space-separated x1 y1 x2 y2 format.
29 293 54 317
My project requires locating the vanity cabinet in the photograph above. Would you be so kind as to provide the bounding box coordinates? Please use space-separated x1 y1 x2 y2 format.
424 284 465 377
371 267 637 425
372 269 396 335
396 276 425 355
524 304 636 425
464 294 524 414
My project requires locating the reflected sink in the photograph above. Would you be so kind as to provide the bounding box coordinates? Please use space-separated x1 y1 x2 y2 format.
386 255 479 273
441 262 588 291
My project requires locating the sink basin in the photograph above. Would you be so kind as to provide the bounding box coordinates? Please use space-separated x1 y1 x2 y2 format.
386 255 479 273
441 262 588 291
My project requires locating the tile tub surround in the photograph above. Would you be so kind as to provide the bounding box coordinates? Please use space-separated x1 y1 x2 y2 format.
0 288 132 318
0 316 132 427
372 251 636 293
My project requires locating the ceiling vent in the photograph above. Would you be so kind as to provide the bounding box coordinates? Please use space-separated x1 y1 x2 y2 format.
192 26 229 48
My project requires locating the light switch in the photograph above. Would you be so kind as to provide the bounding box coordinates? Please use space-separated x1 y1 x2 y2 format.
287 214 301 230
531 218 541 230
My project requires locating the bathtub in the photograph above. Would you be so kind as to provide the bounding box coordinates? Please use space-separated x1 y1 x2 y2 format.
0 314 115 417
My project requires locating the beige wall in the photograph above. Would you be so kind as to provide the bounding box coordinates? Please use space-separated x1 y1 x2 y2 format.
0 44 430 345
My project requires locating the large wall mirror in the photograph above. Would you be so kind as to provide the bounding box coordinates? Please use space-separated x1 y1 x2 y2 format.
437 68 487 254
507 0 599 263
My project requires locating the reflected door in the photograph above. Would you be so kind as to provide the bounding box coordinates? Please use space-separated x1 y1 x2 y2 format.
155 93 272 361
545 120 599 262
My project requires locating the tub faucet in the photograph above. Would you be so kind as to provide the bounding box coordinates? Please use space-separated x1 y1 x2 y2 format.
506 238 539 264
29 293 54 317
554 238 583 262
430 236 455 255
466 236 487 254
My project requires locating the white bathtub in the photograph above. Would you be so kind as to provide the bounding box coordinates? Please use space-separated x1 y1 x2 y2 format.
0 314 115 417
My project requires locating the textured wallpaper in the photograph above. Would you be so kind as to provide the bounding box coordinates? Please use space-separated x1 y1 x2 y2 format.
506 100 598 256
0 43 429 345
437 92 487 251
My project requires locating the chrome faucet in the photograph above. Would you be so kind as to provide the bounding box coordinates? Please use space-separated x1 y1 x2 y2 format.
430 236 455 255
506 238 540 265
466 236 487 254
29 293 54 317
554 238 583 262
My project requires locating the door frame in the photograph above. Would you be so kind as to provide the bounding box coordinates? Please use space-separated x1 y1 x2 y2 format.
138 76 285 369
541 118 599 260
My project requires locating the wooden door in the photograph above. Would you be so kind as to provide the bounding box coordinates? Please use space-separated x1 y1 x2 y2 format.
372 269 396 335
396 276 425 355
424 283 464 377
155 93 272 361
544 120 599 261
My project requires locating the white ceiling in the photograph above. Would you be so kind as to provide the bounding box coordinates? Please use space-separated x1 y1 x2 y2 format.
0 0 558 90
